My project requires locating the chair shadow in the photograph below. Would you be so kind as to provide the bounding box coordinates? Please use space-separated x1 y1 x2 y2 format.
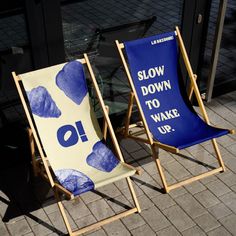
127 142 216 170
0 123 65 235
93 190 131 210
130 177 164 194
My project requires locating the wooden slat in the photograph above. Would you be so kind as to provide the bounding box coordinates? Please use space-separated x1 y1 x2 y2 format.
12 72 55 187
168 167 223 191
72 208 138 235
124 92 135 137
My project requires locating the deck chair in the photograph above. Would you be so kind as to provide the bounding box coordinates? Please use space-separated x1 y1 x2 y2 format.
12 54 141 235
116 26 235 193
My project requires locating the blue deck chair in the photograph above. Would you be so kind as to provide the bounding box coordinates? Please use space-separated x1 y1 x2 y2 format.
116 27 235 193
12 54 140 235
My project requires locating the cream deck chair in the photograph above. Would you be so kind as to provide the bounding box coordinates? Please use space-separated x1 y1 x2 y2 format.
116 26 235 193
12 54 140 235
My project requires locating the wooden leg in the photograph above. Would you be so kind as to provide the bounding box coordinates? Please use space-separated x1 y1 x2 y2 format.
212 138 226 171
27 128 38 176
103 105 109 141
151 145 169 193
54 189 74 236
124 92 134 137
126 177 141 213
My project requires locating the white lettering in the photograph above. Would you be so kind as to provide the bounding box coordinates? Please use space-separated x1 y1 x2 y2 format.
151 36 174 45
151 109 180 122
137 71 143 81
137 65 164 81
141 80 171 96
145 99 160 110
158 125 172 134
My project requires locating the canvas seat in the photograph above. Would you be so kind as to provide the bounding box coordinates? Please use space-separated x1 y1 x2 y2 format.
12 55 140 235
116 27 235 193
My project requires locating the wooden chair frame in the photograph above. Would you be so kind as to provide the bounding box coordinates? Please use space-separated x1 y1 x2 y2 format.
12 54 141 236
116 26 235 193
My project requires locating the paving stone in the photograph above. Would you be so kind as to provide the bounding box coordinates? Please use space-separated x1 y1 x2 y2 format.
216 135 236 147
231 185 236 192
103 219 131 236
75 214 97 230
153 170 177 186
188 165 209 176
132 171 155 187
141 207 170 232
193 150 218 166
64 198 91 220
208 203 232 220
162 161 191 181
182 225 206 236
130 224 155 236
169 186 188 199
162 205 195 232
0 221 10 236
217 171 236 187
31 220 55 236
205 179 231 197
174 154 198 169
207 226 231 236
87 199 115 221
219 192 236 214
151 193 176 211
25 208 50 227
194 212 220 233
219 214 236 235
223 152 236 173
159 151 176 165
184 181 206 195
137 193 155 210
106 195 131 213
200 174 218 185
156 225 181 236
175 193 207 218
48 210 77 234
86 228 107 236
185 144 206 155
122 183 144 200
121 213 145 230
24 233 35 236
96 184 122 199
42 201 59 215
195 190 220 208
0 201 25 223
227 143 236 156
142 161 159 176
81 191 102 205
130 148 151 163
114 179 129 191
6 218 31 236
138 179 162 199
120 139 142 153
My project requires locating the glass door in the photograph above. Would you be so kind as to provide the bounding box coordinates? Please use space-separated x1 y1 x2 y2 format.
199 0 236 101
60 0 184 127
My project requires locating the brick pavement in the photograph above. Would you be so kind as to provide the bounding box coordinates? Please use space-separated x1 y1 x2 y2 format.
0 0 236 235
0 90 236 236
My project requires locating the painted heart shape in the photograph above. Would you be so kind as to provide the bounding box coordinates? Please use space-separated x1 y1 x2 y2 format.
86 141 119 172
56 61 87 105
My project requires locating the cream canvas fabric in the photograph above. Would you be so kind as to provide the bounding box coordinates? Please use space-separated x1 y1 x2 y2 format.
20 60 135 195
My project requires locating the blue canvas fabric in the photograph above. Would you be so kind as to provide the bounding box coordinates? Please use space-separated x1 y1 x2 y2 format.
124 31 229 149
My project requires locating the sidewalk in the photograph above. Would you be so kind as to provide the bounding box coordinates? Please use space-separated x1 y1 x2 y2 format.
0 90 236 236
